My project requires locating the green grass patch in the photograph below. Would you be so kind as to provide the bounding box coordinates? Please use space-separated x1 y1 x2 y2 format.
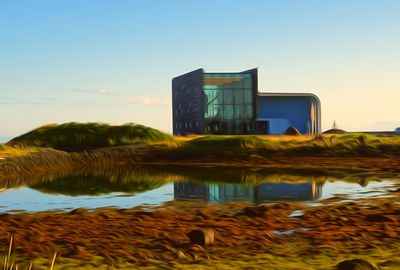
5 123 400 158
8 122 173 149
180 134 400 157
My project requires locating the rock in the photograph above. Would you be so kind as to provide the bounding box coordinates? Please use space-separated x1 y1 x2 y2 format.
65 245 92 259
359 178 369 187
365 214 393 222
336 259 379 270
69 208 89 216
284 126 301 135
272 202 293 210
187 229 214 245
243 205 269 217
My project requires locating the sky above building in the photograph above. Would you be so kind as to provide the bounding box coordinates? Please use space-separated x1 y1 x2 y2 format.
1 0 399 137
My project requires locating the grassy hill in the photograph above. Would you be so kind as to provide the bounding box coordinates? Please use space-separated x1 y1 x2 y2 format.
3 122 400 160
177 133 400 157
7 122 173 149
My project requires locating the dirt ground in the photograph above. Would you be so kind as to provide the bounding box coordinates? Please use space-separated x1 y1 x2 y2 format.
0 194 399 269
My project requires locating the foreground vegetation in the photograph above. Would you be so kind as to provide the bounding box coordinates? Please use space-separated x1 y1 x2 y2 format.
0 196 399 269
1 122 400 179
5 122 400 156
1 123 400 269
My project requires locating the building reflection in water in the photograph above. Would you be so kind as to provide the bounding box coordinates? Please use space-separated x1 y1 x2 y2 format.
174 181 323 203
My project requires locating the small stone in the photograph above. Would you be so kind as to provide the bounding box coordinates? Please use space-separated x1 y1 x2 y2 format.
336 259 379 270
187 229 214 245
69 208 89 216
365 214 393 222
243 205 268 217
273 202 292 210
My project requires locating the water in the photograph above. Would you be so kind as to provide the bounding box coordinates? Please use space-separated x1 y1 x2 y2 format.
0 136 12 143
0 167 398 212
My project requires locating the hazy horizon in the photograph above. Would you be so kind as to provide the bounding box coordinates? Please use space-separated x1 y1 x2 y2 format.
1 0 399 137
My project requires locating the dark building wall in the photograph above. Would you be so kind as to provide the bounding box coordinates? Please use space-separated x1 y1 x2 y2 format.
172 69 204 135
257 95 320 134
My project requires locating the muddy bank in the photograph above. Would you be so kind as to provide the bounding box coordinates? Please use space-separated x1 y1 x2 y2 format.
1 196 400 269
1 145 400 180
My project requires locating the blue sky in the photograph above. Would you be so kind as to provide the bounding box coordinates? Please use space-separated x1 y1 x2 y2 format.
1 0 400 137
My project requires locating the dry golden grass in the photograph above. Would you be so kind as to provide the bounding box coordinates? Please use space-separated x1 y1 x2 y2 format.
0 236 56 270
0 145 36 159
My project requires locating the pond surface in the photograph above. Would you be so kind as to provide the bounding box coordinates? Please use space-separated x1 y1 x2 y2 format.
0 167 398 212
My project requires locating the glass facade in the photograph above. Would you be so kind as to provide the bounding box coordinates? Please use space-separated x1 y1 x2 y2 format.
203 73 254 134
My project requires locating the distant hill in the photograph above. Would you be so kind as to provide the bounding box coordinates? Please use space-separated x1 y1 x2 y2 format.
7 122 173 149
0 137 12 143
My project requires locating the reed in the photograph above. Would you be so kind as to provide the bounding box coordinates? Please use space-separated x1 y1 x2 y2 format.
1 236 56 270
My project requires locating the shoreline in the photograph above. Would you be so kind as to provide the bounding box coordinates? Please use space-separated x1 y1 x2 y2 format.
0 196 399 269
1 136 400 268
1 145 400 180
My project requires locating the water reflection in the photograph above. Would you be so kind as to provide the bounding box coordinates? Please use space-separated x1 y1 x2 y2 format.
0 166 398 212
174 181 322 203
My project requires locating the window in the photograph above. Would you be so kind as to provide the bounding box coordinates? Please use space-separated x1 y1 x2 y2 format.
224 90 233 104
244 89 252 104
203 73 255 133
244 105 253 119
234 90 243 104
234 105 244 119
244 77 252 88
224 105 234 120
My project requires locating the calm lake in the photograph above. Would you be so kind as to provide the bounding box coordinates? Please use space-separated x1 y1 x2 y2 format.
0 167 398 212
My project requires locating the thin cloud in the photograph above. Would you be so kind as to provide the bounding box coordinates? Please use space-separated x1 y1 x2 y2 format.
73 88 121 95
124 96 171 105
0 76 23 83
97 88 112 94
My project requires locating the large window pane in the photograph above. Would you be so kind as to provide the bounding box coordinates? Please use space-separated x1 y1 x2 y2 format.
244 105 253 119
244 89 252 104
204 103 213 119
214 105 224 119
244 77 252 88
224 90 233 104
204 90 214 106
233 80 243 89
234 90 243 104
234 105 243 119
215 90 224 104
224 105 234 119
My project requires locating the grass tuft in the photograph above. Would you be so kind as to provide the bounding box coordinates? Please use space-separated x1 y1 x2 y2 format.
0 235 56 270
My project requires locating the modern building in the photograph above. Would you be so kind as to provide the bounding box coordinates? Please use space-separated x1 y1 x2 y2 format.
172 68 321 135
